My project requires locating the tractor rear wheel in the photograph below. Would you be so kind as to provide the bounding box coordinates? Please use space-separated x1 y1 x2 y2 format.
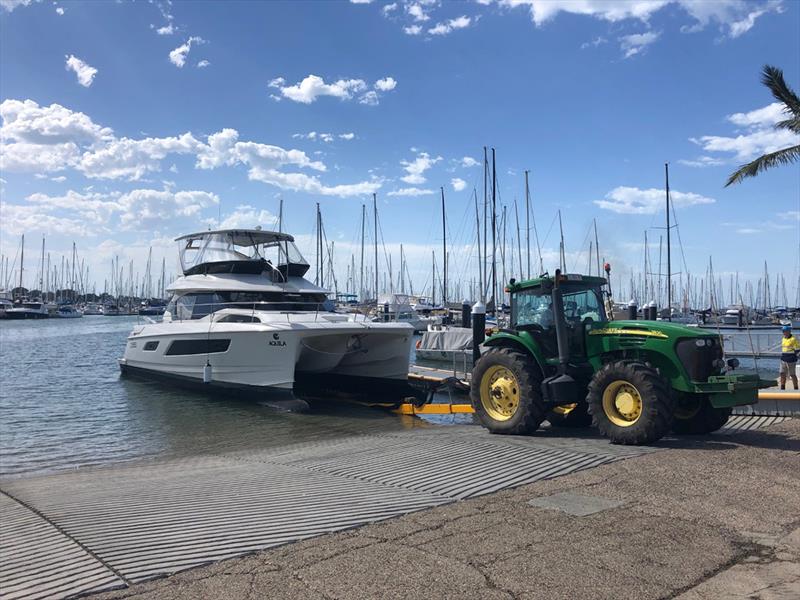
672 394 732 434
471 347 546 435
587 360 675 445
547 402 592 428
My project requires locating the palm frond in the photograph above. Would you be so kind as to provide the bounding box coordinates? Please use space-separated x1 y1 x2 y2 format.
725 144 800 187
761 65 800 116
775 116 800 133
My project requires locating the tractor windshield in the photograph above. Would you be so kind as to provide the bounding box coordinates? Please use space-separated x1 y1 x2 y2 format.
513 287 606 329
562 288 606 325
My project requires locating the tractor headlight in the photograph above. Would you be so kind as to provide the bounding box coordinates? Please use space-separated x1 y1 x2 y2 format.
727 358 740 370
695 339 706 347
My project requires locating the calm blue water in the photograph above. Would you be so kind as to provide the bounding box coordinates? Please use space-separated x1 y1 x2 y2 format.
0 317 470 480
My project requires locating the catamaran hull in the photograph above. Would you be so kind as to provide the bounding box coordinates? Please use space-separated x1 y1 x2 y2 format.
119 320 415 404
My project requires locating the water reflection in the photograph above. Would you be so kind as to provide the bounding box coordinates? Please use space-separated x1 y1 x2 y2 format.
0 317 460 480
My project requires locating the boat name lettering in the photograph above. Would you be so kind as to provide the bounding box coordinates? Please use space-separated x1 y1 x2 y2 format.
269 333 286 347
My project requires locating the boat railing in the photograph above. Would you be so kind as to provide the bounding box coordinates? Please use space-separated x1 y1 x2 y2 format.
720 331 782 358
138 300 335 325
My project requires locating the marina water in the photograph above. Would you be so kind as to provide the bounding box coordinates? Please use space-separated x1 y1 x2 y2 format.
0 317 782 479
0 316 457 480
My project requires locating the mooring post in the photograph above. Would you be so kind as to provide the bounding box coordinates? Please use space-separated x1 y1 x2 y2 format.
628 299 638 320
383 302 390 322
471 301 486 364
462 301 471 328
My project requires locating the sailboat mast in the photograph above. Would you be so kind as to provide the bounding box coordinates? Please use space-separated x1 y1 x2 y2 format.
441 186 447 309
491 147 497 314
665 162 672 319
593 219 601 278
483 147 488 302
40 236 45 295
524 170 531 279
373 193 378 303
474 190 483 301
19 234 24 297
558 210 566 273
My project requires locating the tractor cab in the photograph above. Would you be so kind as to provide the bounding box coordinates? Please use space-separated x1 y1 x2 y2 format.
510 273 608 362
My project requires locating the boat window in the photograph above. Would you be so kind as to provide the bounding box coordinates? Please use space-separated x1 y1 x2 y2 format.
179 232 309 277
143 341 160 351
215 314 261 323
165 339 231 356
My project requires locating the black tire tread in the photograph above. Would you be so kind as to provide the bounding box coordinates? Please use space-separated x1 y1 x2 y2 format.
587 359 675 445
470 347 546 435
672 398 732 434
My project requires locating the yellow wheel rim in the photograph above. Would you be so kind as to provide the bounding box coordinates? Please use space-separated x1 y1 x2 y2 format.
479 365 521 421
602 380 643 427
552 403 577 416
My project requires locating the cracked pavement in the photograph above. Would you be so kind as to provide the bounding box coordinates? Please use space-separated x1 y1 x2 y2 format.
90 419 800 600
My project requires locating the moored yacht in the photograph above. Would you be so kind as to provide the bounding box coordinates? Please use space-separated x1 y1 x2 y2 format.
5 299 50 319
54 303 83 318
119 229 415 409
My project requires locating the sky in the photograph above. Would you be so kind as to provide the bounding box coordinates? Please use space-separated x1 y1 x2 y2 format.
0 0 798 304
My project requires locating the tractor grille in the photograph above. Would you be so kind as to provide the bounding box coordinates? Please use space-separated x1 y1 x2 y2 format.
676 338 723 382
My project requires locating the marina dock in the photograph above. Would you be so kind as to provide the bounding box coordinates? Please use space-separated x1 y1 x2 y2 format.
0 415 792 600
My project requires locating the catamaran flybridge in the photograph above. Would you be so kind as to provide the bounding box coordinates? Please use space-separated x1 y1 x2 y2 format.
119 229 414 409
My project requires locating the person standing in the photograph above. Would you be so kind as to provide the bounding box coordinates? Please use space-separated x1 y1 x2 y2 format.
780 325 799 390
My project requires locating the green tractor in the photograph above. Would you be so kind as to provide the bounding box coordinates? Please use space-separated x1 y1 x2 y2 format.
471 270 771 445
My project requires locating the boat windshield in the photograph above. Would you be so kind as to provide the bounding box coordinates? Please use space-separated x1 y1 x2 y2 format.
179 232 308 276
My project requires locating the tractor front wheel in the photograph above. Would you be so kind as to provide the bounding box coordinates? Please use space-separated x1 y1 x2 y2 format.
471 348 546 435
587 360 675 445
547 403 592 428
672 394 732 434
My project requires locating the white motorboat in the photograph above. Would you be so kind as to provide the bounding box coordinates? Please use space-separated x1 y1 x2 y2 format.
54 304 83 318
373 293 438 332
119 229 415 408
104 304 121 316
4 300 50 319
83 303 103 315
0 296 12 319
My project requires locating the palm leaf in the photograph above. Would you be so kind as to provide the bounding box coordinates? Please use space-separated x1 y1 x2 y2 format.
761 65 800 117
725 144 800 186
775 116 800 134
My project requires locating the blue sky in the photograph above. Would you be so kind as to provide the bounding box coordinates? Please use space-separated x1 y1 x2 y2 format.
1 0 798 304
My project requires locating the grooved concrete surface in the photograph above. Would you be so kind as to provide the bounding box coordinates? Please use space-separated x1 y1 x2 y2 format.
1 417 796 600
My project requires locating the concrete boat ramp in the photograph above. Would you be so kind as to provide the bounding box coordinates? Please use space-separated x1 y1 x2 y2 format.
0 415 790 600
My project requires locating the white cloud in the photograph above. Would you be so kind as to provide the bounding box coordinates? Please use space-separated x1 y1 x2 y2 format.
1 98 377 197
451 178 467 191
461 156 479 168
117 189 218 227
404 24 423 35
293 131 354 142
677 156 725 168
197 59 210 68
169 36 204 68
400 151 442 184
359 91 380 106
156 24 175 35
690 129 798 161
65 55 98 87
212 205 277 229
619 31 660 58
0 0 34 12
55 6 64 15
79 133 202 180
499 0 781 38
407 3 429 21
273 74 367 104
581 36 607 49
727 102 786 128
382 2 398 14
349 0 373 3
374 77 397 92
594 186 715 214
387 187 435 197
0 203 95 237
428 15 471 36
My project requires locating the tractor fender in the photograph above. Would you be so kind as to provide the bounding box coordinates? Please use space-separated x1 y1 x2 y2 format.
483 332 548 379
